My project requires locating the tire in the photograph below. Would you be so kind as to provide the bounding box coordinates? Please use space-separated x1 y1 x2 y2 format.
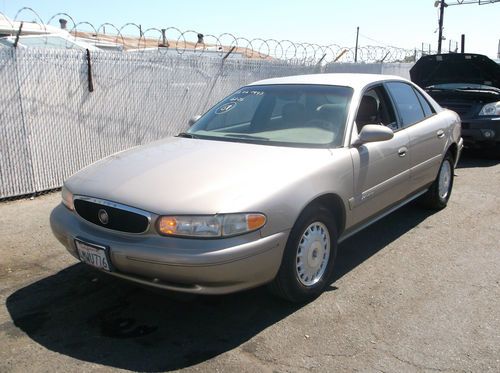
269 205 338 303
419 151 454 210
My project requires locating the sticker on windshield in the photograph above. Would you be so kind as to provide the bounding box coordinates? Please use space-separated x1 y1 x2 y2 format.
240 90 264 96
229 97 245 102
215 102 237 114
230 90 264 102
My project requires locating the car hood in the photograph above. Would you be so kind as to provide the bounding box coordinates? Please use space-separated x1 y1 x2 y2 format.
66 137 334 215
410 53 500 89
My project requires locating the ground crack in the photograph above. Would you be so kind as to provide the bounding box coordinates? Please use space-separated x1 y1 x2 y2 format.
384 350 463 372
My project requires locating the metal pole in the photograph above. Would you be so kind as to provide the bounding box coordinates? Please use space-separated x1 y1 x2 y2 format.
161 28 166 46
461 34 465 53
354 26 359 63
437 0 445 54
334 49 348 62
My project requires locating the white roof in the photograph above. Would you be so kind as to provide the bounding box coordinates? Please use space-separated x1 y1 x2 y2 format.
249 73 410 90
0 15 64 36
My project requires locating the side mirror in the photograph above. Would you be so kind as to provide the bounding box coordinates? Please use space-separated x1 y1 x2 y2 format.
188 115 201 126
353 124 394 145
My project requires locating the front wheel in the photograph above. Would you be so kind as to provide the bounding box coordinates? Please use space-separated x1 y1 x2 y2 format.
269 206 338 303
419 152 454 210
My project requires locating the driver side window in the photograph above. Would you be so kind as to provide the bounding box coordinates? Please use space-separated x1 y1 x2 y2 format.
356 86 398 132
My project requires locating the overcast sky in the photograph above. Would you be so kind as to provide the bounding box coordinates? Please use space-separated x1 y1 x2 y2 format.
2 0 499 59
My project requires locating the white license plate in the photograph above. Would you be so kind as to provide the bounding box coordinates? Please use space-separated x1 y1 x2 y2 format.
75 239 111 271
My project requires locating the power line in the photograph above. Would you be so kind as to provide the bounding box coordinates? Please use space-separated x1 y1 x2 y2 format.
447 0 499 5
359 33 391 47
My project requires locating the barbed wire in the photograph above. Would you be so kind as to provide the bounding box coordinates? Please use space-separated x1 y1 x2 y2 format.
1 7 429 63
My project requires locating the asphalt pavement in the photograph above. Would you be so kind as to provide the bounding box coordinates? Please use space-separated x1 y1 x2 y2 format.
0 153 499 372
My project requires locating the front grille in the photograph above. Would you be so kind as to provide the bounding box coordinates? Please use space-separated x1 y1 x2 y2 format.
439 100 473 117
74 198 150 234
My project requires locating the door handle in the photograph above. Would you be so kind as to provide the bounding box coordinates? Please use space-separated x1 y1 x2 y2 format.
398 147 407 157
437 130 445 138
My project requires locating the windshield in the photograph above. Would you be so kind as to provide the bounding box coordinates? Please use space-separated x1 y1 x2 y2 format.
187 84 353 148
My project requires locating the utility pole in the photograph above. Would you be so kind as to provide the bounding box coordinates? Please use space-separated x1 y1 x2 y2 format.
437 0 446 54
354 26 359 62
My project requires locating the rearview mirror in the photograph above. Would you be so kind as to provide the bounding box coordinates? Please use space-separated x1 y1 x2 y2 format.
354 124 394 145
188 115 201 126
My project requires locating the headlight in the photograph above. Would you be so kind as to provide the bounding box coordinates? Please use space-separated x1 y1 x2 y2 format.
61 185 74 211
478 101 500 116
157 213 266 238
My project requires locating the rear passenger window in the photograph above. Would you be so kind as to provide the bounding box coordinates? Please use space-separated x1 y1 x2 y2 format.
413 88 435 117
386 82 425 127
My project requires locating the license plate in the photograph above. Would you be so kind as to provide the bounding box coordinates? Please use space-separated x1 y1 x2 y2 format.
75 239 111 271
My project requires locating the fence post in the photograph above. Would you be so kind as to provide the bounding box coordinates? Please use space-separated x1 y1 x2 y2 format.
200 46 236 113
86 49 94 92
314 53 327 73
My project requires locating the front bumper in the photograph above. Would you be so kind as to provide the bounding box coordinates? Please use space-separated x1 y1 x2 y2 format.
461 118 500 149
50 204 289 294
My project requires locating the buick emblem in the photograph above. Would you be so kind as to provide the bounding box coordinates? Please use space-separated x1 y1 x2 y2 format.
98 209 109 225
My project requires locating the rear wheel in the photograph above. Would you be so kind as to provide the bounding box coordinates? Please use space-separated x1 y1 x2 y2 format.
419 152 454 210
269 206 338 303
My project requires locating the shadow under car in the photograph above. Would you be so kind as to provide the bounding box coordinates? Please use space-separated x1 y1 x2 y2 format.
6 202 435 371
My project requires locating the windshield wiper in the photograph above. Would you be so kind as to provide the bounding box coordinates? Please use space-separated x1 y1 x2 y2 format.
177 132 197 138
223 134 270 141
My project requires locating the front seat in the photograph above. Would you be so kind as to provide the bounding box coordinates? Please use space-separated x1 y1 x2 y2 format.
356 96 379 132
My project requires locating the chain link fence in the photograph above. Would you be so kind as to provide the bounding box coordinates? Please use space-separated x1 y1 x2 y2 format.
1 48 326 199
1 7 415 200
0 48 412 199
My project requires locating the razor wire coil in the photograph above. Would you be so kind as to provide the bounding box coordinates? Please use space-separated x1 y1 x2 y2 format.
1 7 433 63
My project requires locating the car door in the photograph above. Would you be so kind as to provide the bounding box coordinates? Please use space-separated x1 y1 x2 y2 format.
385 82 446 190
348 85 411 227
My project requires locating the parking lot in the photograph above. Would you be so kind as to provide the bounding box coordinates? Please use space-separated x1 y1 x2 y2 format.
0 153 499 372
